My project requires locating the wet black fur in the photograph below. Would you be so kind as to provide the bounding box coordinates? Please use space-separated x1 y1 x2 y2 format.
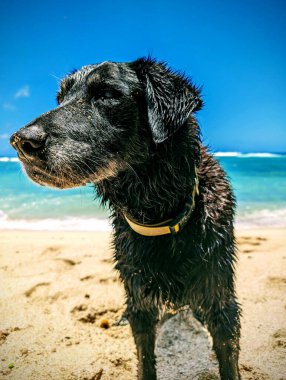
11 58 241 380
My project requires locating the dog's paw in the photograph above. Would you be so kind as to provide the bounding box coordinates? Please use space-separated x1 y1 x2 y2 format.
113 311 129 326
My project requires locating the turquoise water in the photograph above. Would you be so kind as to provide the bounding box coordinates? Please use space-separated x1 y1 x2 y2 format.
219 154 286 227
0 160 104 219
0 154 285 229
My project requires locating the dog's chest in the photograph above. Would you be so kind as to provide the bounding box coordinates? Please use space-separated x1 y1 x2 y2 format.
114 232 202 307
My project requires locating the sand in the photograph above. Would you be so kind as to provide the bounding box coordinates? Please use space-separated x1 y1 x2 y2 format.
0 228 285 380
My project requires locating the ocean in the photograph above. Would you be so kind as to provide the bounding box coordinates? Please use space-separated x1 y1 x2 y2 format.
0 153 285 230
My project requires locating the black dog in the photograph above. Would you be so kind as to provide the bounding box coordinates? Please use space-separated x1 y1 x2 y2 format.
10 58 241 380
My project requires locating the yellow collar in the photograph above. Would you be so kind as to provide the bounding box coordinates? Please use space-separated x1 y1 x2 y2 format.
124 172 199 237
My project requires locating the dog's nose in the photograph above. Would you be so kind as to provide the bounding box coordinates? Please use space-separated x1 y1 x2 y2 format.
10 125 48 157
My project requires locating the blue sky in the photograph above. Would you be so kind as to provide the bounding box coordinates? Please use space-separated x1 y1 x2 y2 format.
0 0 285 156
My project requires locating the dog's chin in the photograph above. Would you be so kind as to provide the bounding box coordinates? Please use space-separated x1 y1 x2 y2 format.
22 163 88 189
21 159 120 189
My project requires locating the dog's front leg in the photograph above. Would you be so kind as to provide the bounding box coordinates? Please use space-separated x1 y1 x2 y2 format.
127 305 158 380
206 297 241 380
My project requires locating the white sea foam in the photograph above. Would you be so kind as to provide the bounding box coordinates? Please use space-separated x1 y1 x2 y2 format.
1 208 285 231
214 152 284 158
236 208 286 229
0 213 111 231
0 157 19 162
238 152 283 158
214 152 241 157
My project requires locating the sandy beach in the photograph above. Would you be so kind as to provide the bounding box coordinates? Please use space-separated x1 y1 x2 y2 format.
0 228 285 380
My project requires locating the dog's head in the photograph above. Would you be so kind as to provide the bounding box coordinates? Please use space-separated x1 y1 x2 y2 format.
10 58 202 189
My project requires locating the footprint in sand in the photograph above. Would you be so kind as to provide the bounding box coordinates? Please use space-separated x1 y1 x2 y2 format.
55 258 79 265
240 236 266 241
82 369 104 380
80 275 95 281
41 246 62 255
101 257 113 264
71 305 97 324
99 276 118 284
240 363 269 380
272 329 286 349
0 327 22 345
267 276 286 289
24 282 64 302
0 330 10 345
239 236 268 254
24 282 51 297
80 274 118 283
239 236 267 245
71 304 120 325
71 304 89 312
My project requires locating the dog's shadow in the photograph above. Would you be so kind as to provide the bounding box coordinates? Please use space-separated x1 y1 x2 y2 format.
156 310 219 380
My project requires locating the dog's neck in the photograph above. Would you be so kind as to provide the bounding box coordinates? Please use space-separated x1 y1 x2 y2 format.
97 126 201 224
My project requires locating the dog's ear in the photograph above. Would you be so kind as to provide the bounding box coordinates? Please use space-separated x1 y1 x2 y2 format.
131 57 202 143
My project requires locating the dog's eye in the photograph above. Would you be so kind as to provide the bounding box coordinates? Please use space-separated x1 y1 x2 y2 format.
91 88 121 103
102 90 114 99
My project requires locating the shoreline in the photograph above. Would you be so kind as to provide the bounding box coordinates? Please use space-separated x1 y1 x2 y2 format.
1 212 286 233
1 227 286 379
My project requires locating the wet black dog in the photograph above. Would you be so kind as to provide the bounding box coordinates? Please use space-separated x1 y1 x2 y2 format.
10 58 241 379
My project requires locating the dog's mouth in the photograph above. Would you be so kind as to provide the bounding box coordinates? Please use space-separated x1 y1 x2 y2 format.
19 154 120 189
20 159 88 189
